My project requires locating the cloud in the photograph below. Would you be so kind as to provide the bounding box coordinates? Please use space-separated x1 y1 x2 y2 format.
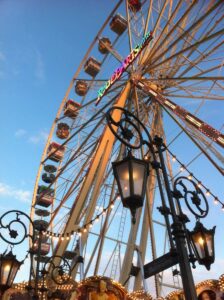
34 50 45 81
15 129 27 138
15 128 48 145
0 51 6 62
28 130 48 144
0 182 31 203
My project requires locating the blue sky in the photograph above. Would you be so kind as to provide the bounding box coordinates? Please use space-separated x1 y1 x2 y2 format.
0 0 117 281
0 0 223 294
0 0 114 198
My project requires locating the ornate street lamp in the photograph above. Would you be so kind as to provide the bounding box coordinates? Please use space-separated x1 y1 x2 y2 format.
173 176 216 271
0 210 35 297
112 151 149 223
0 250 22 295
0 210 76 300
106 106 217 300
188 221 216 270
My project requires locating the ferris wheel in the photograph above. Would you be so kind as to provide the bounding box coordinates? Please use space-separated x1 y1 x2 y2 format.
30 0 224 298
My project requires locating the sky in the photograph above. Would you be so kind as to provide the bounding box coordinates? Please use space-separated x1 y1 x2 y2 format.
0 0 117 285
0 0 115 209
0 0 223 296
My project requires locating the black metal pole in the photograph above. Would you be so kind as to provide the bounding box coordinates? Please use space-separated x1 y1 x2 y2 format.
105 107 200 298
33 232 42 300
155 136 197 300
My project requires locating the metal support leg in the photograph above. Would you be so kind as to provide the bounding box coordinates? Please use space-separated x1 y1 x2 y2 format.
135 248 148 292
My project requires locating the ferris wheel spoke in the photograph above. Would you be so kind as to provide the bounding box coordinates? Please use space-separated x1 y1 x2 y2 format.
146 28 224 74
43 119 103 189
93 192 117 275
43 93 116 167
151 0 168 38
167 80 224 93
79 175 121 277
125 0 134 52
150 76 224 82
171 61 224 86
138 0 154 65
134 79 224 149
164 94 224 101
167 10 224 78
166 122 224 166
146 0 183 62
166 29 205 79
188 62 224 79
142 0 153 35
174 39 224 81
102 36 124 63
146 0 223 71
162 107 224 175
167 85 224 100
143 0 198 67
177 21 224 74
185 63 224 92
50 144 98 226
188 128 224 166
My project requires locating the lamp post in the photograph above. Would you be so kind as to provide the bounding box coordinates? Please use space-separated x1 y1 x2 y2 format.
0 210 35 298
173 176 216 271
40 255 73 300
106 106 215 300
0 250 22 297
0 210 74 300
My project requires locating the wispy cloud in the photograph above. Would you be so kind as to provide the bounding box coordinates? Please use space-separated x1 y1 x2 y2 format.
28 130 48 144
34 50 45 81
15 128 48 145
0 51 6 62
15 129 27 138
0 182 31 203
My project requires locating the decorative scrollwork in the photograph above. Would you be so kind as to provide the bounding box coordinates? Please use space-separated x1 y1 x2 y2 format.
42 255 71 285
0 210 34 245
106 106 150 149
173 177 209 218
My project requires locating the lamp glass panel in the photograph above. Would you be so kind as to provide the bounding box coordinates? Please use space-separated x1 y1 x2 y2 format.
1 260 12 285
132 162 145 196
192 232 205 259
205 233 213 256
8 261 20 286
116 161 130 198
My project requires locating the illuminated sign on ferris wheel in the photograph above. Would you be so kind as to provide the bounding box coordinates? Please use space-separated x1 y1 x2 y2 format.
96 31 153 105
